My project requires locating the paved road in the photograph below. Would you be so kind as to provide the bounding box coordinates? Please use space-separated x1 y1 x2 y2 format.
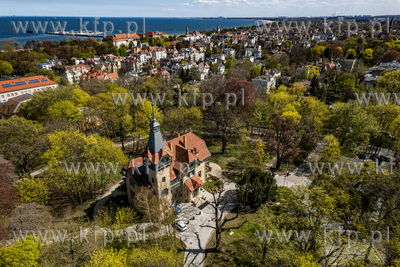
180 162 237 267
92 180 126 218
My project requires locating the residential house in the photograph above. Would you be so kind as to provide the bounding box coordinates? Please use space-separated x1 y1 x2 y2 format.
151 47 167 61
37 59 59 70
103 34 140 48
80 69 118 81
251 69 281 93
223 48 236 58
53 64 90 83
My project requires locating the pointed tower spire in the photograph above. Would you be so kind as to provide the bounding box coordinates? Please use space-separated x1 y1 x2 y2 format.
152 102 155 121
147 103 166 154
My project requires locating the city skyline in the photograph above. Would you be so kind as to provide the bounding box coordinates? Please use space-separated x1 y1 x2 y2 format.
1 0 399 18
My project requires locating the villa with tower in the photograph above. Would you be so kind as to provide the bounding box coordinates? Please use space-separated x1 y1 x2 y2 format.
122 104 211 205
181 26 204 42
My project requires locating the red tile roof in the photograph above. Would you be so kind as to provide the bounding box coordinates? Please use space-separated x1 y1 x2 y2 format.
123 132 211 185
185 175 203 191
103 33 140 42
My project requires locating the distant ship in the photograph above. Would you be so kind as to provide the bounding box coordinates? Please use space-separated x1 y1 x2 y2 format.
54 17 57 20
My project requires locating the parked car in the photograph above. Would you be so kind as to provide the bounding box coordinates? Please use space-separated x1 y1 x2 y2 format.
358 153 367 160
370 154 378 160
174 220 187 231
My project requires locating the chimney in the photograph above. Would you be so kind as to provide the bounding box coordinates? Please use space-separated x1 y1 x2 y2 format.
183 136 187 148
168 142 173 153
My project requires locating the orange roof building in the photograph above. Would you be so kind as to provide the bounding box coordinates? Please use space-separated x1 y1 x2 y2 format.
122 104 211 205
102 33 141 48
0 75 58 104
80 69 119 81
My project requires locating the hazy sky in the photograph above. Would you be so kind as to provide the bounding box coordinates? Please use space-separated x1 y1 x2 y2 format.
1 0 399 17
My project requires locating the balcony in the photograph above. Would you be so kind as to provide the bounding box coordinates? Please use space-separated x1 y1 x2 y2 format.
170 177 182 191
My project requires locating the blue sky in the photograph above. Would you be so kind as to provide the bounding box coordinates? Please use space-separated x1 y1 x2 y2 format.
1 0 399 17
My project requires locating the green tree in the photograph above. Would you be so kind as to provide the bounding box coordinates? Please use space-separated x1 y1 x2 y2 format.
48 100 83 122
304 65 320 80
261 49 269 60
336 73 356 92
15 175 50 205
294 253 320 267
346 49 357 59
0 116 49 174
284 40 293 49
377 70 400 93
311 44 326 60
0 60 13 76
362 48 374 64
323 47 333 59
252 138 266 166
72 88 90 107
205 48 212 58
41 131 128 202
118 46 128 57
85 248 127 267
179 68 187 84
187 67 201 81
0 235 42 267
319 135 341 163
266 115 318 169
324 101 379 149
18 85 75 122
128 247 181 266
237 168 277 209
224 57 235 71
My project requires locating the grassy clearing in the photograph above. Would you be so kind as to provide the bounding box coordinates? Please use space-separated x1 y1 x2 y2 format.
208 142 270 173
204 187 294 266
204 207 259 267
203 175 224 193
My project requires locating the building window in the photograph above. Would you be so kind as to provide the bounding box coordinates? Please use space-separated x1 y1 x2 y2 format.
161 188 168 197
1 95 3 98
130 178 134 187
198 171 202 178
130 190 135 198
11 93 14 96
162 177 166 183
7 94 10 97
152 177 154 184
15 93 18 95
190 170 195 177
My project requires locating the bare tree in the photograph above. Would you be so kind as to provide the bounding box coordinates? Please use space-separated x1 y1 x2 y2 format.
134 186 176 247
201 189 246 251
266 115 318 169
